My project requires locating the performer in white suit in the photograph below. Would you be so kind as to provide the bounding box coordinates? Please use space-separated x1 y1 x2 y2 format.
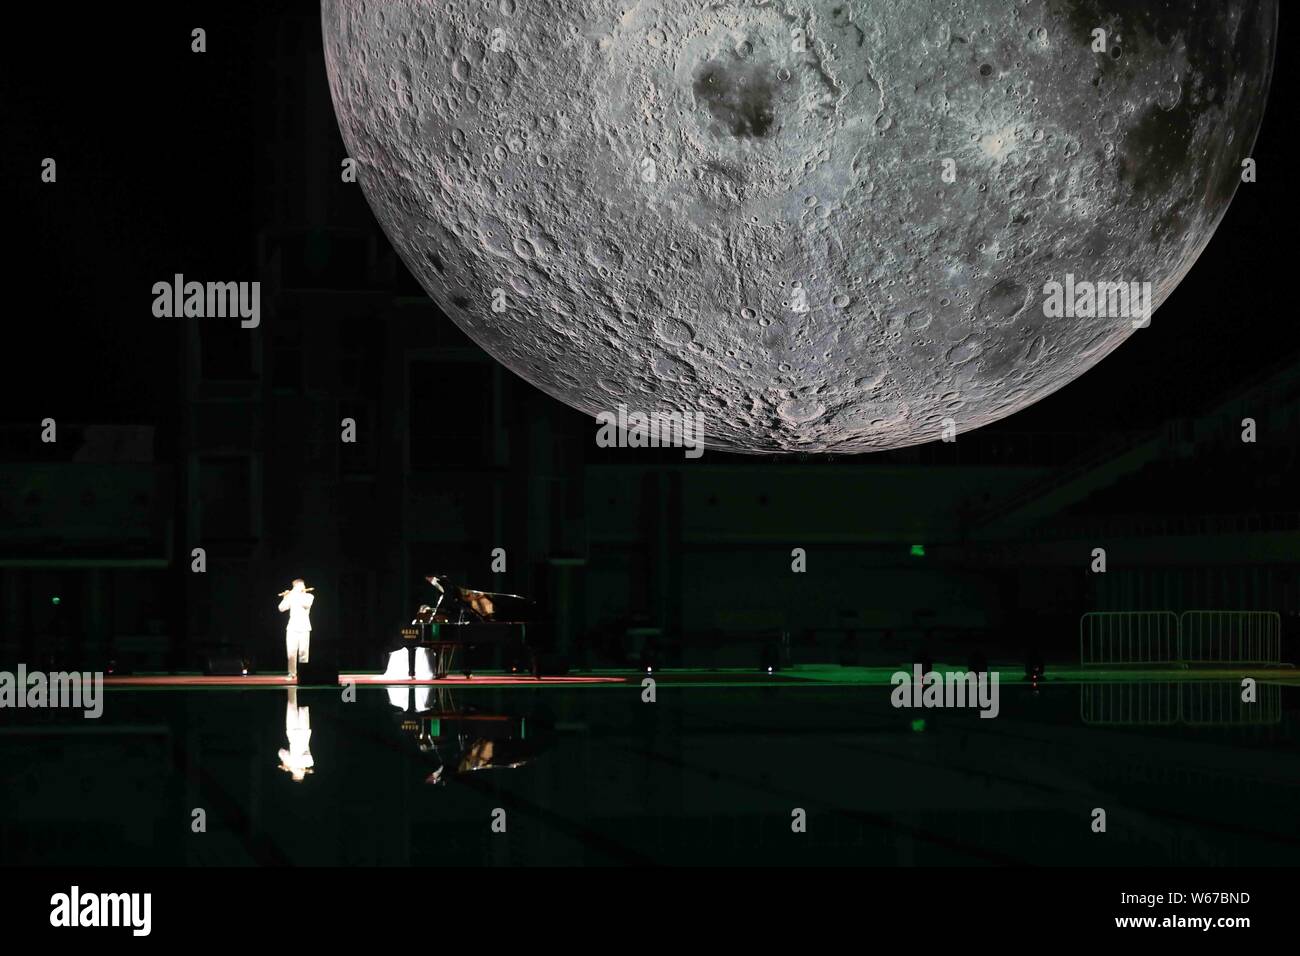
277 579 315 682
277 687 314 781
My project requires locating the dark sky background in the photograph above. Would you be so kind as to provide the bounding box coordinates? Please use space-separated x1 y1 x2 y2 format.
0 3 1290 449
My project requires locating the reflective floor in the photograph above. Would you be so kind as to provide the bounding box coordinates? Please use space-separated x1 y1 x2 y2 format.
1 678 1297 865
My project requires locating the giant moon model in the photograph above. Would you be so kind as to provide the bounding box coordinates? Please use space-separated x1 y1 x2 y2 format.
323 0 1276 454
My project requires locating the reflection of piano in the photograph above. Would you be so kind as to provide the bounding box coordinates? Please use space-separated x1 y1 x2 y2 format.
388 686 541 784
383 574 536 679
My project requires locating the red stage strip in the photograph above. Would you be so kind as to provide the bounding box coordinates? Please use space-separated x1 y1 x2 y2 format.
105 675 295 687
346 674 626 685
101 674 628 688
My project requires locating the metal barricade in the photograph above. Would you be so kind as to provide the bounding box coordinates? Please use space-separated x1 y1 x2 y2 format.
1079 611 1179 665
1178 610 1281 665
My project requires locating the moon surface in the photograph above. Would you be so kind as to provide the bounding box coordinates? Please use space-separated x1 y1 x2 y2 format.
322 0 1276 454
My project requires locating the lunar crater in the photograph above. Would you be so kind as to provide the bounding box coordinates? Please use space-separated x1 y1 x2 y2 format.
692 59 778 139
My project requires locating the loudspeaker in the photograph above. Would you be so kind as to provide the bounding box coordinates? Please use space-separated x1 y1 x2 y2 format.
297 658 339 685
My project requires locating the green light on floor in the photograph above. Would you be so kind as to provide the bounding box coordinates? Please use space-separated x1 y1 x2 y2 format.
909 544 925 557
911 718 926 732
51 596 61 606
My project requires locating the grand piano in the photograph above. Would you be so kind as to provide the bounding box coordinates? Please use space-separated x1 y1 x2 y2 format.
383 574 535 680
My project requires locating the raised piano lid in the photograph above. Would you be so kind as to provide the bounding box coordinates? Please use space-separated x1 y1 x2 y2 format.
424 574 535 622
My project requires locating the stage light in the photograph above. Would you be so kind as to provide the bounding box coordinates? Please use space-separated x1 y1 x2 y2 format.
911 718 926 732
909 544 925 558
51 596 61 606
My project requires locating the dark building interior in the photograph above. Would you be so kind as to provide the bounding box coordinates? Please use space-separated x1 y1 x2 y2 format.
0 2 1295 879
2 4 1295 676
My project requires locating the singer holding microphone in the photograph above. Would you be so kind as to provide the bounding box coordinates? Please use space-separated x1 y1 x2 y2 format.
277 579 315 682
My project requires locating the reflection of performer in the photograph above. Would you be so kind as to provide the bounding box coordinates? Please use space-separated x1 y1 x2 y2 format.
422 736 531 785
277 579 315 682
458 738 530 774
277 688 314 781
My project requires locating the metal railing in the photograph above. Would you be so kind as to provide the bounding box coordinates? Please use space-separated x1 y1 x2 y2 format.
1182 680 1282 726
1080 609 1284 665
1179 610 1281 665
1080 611 1179 665
1079 681 1179 725
1081 681 1281 726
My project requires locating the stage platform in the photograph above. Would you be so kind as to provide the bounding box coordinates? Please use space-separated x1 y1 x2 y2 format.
101 673 628 689
96 663 1300 690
